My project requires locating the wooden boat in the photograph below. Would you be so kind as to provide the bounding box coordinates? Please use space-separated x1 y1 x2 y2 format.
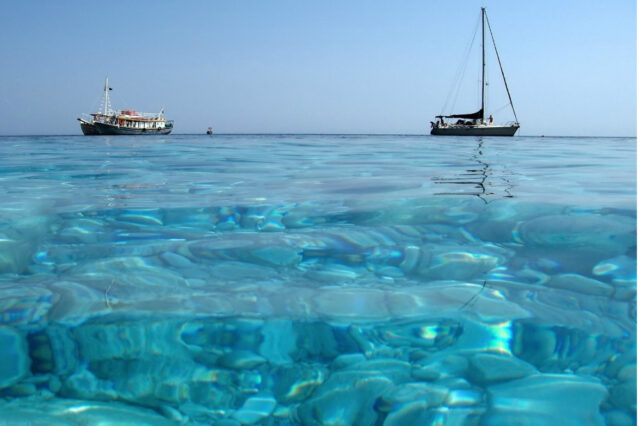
78 78 173 135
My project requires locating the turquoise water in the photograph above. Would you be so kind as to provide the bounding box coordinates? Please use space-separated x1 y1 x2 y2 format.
0 134 635 425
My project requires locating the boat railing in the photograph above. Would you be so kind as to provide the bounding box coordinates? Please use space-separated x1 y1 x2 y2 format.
117 111 165 120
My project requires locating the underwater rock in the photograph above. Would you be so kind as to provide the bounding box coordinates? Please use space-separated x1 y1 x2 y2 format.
517 214 635 251
387 283 531 323
271 364 327 403
256 211 286 232
217 350 266 370
411 365 441 381
208 261 278 281
313 288 388 321
377 382 449 413
214 419 242 426
399 245 421 273
73 256 188 289
163 208 215 229
546 273 613 297
382 401 436 426
73 320 191 362
414 354 469 380
592 255 637 282
231 395 277 425
297 375 393 426
608 381 636 412
0 284 52 329
0 326 29 389
27 331 54 374
592 255 637 300
259 319 296 365
373 319 463 351
445 388 484 407
415 248 502 281
510 320 629 372
45 326 77 376
603 410 635 426
115 209 164 226
56 218 106 244
61 367 118 401
46 280 106 326
293 321 343 361
250 246 302 267
0 397 176 425
303 263 364 283
616 364 636 382
343 359 413 384
466 353 537 385
0 230 42 275
5 382 37 397
486 374 607 425
331 353 367 370
160 251 194 269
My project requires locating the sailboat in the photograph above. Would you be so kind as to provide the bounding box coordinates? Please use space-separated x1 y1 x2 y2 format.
430 8 519 136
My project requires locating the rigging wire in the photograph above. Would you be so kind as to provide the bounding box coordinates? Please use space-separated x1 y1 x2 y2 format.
485 12 519 123
441 13 482 115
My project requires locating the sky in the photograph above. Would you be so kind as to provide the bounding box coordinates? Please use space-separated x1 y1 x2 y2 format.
0 0 635 136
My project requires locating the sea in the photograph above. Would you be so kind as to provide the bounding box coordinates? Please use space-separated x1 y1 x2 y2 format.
0 134 635 425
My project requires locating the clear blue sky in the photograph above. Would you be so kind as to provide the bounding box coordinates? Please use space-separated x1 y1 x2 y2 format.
0 0 635 136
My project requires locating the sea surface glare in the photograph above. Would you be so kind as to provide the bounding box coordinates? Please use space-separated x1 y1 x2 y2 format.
0 134 635 425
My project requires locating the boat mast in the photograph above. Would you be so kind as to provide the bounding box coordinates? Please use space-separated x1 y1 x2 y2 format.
103 77 110 115
481 7 485 123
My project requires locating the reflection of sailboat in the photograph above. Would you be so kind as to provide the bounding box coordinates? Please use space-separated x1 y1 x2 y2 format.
432 138 514 203
430 8 519 136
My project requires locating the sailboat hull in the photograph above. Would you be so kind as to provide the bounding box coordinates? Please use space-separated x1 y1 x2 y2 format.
431 124 519 136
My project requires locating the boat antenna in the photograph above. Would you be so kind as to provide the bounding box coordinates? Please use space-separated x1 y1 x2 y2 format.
481 7 485 123
485 11 519 124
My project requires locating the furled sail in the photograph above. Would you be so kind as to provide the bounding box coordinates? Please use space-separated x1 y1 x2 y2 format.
441 108 484 120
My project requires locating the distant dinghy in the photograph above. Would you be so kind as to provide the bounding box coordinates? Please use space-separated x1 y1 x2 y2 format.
78 77 174 135
206 127 214 135
430 8 519 137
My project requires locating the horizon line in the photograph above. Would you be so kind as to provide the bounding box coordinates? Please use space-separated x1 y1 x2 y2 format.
0 133 636 138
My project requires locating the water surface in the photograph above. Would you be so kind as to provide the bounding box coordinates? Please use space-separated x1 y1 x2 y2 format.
0 134 635 425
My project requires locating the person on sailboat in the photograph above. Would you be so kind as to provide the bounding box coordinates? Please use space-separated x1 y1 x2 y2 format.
489 115 493 123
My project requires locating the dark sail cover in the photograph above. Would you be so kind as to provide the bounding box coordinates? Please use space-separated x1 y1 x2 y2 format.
441 108 483 120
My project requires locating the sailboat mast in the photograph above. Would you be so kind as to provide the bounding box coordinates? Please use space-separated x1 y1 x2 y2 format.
481 7 485 123
104 77 109 115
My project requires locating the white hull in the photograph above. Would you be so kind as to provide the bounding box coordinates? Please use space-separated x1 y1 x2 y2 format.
431 124 519 136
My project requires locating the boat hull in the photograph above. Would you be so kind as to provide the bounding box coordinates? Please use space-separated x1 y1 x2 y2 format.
431 124 519 136
93 122 173 135
78 119 100 135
